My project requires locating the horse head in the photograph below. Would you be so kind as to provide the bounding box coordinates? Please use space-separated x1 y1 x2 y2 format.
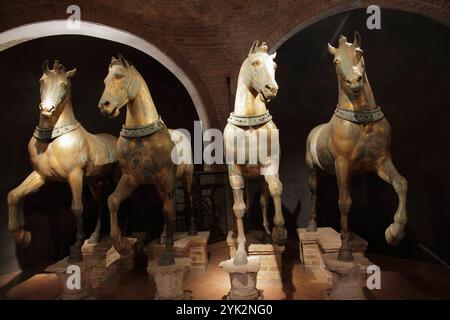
328 31 365 96
243 41 278 103
39 60 76 118
98 54 140 118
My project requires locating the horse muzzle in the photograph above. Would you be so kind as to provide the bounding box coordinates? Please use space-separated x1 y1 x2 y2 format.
39 104 55 118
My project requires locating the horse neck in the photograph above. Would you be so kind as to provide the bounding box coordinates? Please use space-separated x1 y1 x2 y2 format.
338 73 378 111
233 66 268 117
38 94 76 129
125 71 159 127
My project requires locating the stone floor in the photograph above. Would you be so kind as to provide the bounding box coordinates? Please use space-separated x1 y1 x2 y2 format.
1 239 450 300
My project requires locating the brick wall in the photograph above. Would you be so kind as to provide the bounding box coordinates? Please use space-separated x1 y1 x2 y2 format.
0 0 448 129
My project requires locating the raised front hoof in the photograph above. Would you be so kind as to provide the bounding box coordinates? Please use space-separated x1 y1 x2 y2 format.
68 246 83 263
272 226 287 245
263 232 273 244
113 236 133 255
233 251 248 266
12 230 31 247
158 252 175 266
306 220 317 232
337 248 353 262
87 232 100 245
385 223 405 246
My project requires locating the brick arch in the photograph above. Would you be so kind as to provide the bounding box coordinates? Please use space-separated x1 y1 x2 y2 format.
0 5 218 129
267 0 450 53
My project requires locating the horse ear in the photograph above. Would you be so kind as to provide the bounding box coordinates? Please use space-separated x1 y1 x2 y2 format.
328 43 336 55
248 40 259 56
353 31 362 48
42 59 49 73
118 54 132 68
270 52 277 60
66 68 77 78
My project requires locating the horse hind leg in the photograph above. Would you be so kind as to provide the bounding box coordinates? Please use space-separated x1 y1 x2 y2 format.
182 166 197 235
260 182 272 243
376 157 408 246
335 159 353 262
68 169 86 263
229 165 247 265
8 171 45 246
306 135 319 232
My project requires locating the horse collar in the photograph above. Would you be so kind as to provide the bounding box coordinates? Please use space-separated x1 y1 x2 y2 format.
33 122 80 140
334 106 384 124
227 111 272 128
120 115 166 139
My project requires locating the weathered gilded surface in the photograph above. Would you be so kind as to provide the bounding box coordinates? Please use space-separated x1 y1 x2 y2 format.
8 60 118 263
98 55 195 266
305 32 408 261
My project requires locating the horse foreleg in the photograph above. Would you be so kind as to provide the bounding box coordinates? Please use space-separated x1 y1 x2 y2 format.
107 174 137 255
156 172 176 266
87 182 104 245
260 181 272 243
335 159 353 262
182 168 197 235
68 169 85 263
264 174 287 245
8 171 45 246
229 165 247 265
376 157 408 246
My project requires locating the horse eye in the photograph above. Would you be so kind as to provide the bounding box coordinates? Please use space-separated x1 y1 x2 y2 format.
334 59 341 64
61 83 67 88
273 63 277 70
252 60 261 67
115 73 125 79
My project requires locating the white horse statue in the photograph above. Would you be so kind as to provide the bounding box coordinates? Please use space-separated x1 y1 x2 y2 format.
224 41 287 265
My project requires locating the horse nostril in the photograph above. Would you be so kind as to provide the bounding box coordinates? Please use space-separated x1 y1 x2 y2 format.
103 101 110 107
346 79 352 85
357 75 362 82
39 103 43 110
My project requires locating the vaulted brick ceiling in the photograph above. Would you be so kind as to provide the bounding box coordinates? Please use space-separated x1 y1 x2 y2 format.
0 0 448 128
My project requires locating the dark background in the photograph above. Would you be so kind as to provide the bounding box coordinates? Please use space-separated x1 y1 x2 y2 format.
0 35 199 274
247 9 450 265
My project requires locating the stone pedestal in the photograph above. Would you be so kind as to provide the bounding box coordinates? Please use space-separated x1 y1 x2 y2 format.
323 252 371 300
189 231 210 272
45 257 95 300
219 256 261 300
46 236 137 299
147 258 192 300
227 230 284 282
297 227 367 277
147 231 210 272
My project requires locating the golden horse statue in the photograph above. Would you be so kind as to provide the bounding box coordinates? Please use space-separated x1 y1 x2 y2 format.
8 60 118 262
306 32 408 261
98 55 195 266
224 41 287 265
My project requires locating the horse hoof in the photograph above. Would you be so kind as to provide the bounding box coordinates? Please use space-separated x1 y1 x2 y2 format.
306 220 317 232
188 226 198 236
12 230 31 247
114 236 133 255
272 226 287 245
263 232 273 244
68 246 83 263
87 233 100 245
233 251 248 266
158 253 175 266
337 248 353 262
385 223 404 246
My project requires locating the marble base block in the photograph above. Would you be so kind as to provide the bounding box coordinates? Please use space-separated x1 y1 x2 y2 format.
219 256 261 300
323 252 371 300
189 231 210 272
147 258 192 300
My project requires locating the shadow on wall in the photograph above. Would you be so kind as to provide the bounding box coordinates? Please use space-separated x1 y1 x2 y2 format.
247 9 450 264
0 35 199 274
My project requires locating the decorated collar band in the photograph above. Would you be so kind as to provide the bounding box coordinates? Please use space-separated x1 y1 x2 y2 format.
120 115 166 139
334 106 384 124
33 122 80 140
227 111 272 127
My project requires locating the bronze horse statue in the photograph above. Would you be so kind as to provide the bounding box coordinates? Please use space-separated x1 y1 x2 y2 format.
98 55 195 266
8 60 118 262
224 41 287 265
306 32 408 261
